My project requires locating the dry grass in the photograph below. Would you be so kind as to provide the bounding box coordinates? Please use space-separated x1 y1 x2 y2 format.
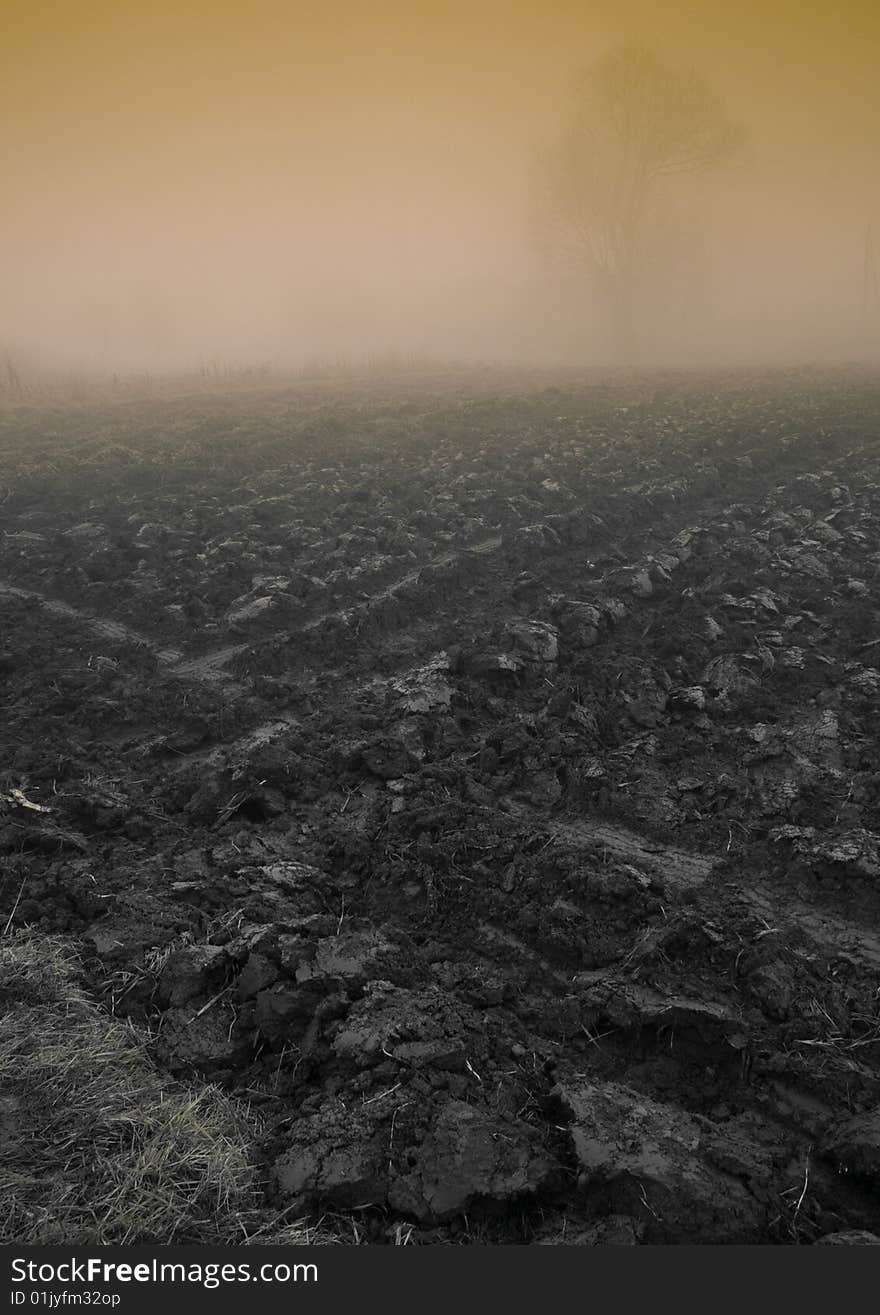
0 933 259 1244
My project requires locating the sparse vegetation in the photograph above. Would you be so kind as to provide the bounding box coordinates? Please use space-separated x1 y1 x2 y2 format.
0 933 258 1245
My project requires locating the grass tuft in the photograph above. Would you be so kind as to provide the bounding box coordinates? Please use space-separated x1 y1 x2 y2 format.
0 933 258 1245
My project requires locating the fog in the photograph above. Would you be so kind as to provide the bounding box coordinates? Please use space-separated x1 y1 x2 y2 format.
3 0 880 375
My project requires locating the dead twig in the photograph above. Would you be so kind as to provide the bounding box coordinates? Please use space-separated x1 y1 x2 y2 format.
191 985 232 1021
2 873 29 936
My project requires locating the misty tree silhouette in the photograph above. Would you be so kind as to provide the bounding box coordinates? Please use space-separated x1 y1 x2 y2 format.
531 41 747 358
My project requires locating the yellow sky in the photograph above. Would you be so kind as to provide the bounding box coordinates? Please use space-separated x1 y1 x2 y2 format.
3 1 879 365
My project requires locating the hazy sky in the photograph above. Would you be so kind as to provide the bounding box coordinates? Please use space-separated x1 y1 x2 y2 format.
3 1 880 368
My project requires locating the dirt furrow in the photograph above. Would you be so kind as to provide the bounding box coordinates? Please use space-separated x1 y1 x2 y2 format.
0 580 185 665
515 808 719 894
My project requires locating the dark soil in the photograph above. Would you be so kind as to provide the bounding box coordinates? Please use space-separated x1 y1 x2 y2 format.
3 364 880 1244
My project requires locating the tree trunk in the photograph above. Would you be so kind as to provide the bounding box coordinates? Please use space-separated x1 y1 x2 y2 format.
604 271 637 362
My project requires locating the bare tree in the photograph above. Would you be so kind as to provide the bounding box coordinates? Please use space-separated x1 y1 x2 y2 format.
531 41 746 356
